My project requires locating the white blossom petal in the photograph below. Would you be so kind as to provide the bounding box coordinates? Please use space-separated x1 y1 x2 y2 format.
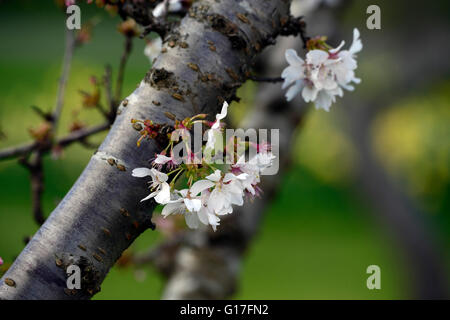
285 49 304 67
132 167 153 177
190 180 215 196
349 28 363 55
206 170 222 182
154 182 171 204
141 191 158 202
285 80 304 101
154 154 171 164
185 212 200 229
161 202 184 217
302 85 319 102
184 198 202 212
306 50 329 65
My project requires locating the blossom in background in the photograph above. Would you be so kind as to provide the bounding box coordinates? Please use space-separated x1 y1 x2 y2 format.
152 0 187 18
0 257 3 266
281 28 362 111
144 37 163 64
132 101 277 231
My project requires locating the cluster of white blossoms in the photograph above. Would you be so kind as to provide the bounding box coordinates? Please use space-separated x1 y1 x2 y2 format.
281 28 363 111
132 102 276 230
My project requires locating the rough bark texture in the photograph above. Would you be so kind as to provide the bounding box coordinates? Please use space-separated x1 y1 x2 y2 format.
0 0 291 300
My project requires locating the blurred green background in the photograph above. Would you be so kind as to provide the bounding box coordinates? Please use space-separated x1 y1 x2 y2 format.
0 0 449 299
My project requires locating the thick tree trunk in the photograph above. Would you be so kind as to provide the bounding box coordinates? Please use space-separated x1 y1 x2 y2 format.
0 0 291 300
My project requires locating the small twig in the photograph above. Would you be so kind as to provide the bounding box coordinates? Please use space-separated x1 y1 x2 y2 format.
52 28 76 133
55 122 110 148
19 151 45 225
0 122 110 161
0 143 38 161
249 76 284 83
103 65 114 116
31 105 53 122
114 35 133 104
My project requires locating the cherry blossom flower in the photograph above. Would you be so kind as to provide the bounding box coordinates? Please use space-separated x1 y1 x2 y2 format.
232 160 260 196
144 37 162 63
205 170 248 215
197 190 220 231
0 256 3 266
281 28 362 111
132 99 276 231
132 168 171 204
161 180 215 229
328 28 363 91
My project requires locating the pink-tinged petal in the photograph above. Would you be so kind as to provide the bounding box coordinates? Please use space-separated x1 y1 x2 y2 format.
132 167 153 177
285 49 304 67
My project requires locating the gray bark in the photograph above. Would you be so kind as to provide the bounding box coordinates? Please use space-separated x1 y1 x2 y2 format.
0 0 291 300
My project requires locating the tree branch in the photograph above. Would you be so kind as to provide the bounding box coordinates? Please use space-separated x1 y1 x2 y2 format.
0 0 292 300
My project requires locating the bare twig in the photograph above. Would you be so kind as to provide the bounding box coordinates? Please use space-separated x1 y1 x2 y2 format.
114 35 133 104
0 122 110 161
103 65 114 116
52 28 76 132
19 152 45 225
249 76 283 83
